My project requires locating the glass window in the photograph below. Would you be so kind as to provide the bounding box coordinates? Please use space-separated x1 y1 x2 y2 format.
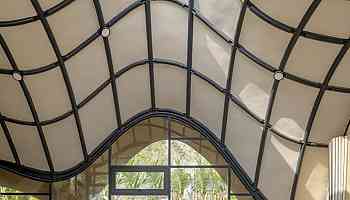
111 166 170 196
0 169 50 200
171 168 228 199
52 151 109 200
115 171 165 190
110 118 241 200
0 117 248 200
112 196 168 200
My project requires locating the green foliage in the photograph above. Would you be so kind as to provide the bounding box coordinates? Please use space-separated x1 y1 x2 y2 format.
119 140 231 199
0 187 39 200
127 140 168 166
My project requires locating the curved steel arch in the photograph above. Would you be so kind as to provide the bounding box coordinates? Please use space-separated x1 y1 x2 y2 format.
0 109 267 199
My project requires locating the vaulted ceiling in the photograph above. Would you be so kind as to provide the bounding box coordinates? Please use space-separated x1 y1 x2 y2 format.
0 0 349 199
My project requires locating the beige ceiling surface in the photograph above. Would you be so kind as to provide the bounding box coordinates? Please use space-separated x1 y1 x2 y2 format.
0 0 349 199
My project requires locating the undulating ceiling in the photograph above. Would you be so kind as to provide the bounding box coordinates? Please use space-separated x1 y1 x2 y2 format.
0 0 349 199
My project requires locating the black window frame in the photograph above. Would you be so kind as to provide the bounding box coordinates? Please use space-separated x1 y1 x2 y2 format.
111 165 170 196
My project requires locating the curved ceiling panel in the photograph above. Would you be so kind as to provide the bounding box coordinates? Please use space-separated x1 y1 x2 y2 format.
0 75 33 121
25 67 71 120
295 146 328 200
152 1 188 63
109 5 148 71
0 21 56 69
154 63 187 112
0 127 15 163
37 0 65 11
226 101 262 180
0 0 349 199
0 1 36 22
43 115 83 171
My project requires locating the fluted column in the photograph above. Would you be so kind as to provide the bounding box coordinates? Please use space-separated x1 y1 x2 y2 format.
329 136 350 200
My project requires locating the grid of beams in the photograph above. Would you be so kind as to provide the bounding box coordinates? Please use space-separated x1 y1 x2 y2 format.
0 0 348 199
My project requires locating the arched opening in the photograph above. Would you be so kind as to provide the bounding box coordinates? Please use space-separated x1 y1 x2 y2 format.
47 117 252 199
115 139 228 199
0 117 253 199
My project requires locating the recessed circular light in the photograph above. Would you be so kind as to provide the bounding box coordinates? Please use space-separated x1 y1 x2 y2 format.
101 27 110 38
12 72 22 81
273 71 284 81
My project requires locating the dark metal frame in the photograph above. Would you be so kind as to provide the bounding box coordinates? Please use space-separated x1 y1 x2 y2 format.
0 183 52 200
30 0 89 162
0 0 348 199
111 165 170 196
185 0 194 117
254 0 322 185
109 117 248 199
92 0 122 127
0 109 266 199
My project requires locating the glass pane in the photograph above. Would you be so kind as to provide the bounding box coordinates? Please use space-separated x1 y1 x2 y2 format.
190 76 225 138
230 170 249 194
112 196 168 200
258 133 299 200
171 140 226 166
231 195 254 200
152 1 188 63
154 64 187 113
171 168 228 199
170 120 204 139
115 172 164 190
7 123 49 170
52 151 109 200
0 170 49 194
116 66 151 122
0 194 45 200
111 118 168 166
192 18 231 88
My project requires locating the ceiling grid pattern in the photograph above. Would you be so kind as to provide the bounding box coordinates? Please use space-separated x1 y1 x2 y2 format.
0 0 349 199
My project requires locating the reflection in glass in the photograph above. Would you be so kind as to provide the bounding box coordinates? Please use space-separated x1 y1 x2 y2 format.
0 117 246 200
52 151 109 200
112 196 168 200
0 186 44 200
115 172 164 190
171 168 228 200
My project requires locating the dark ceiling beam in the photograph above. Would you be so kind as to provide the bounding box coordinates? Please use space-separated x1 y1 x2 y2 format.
221 0 248 143
185 0 194 117
0 0 349 95
290 37 350 200
254 0 322 186
0 112 20 165
0 56 329 148
0 0 76 27
145 0 156 110
0 34 54 172
29 0 88 161
247 1 346 45
92 0 122 127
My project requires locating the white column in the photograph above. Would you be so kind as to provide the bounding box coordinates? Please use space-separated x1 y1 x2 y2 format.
329 136 349 200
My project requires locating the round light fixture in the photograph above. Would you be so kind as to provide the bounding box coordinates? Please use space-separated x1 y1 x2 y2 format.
12 72 22 81
101 27 110 38
273 71 284 81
